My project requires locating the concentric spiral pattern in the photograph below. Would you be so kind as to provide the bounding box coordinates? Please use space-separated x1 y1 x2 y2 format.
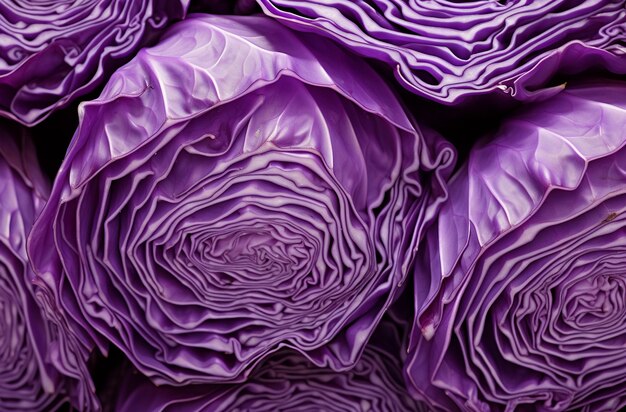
28 15 454 386
113 319 424 412
0 126 67 411
0 0 188 126
258 0 626 104
407 81 626 411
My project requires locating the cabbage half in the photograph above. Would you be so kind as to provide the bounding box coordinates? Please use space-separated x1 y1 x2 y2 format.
408 80 626 411
28 15 454 387
258 0 626 104
0 0 188 125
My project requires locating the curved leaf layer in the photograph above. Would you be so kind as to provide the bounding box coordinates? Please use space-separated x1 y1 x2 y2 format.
28 15 454 386
258 0 626 104
0 125 73 410
113 318 424 411
408 80 626 411
0 0 188 126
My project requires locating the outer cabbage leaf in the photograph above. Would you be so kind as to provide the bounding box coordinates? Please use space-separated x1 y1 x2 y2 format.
0 125 72 410
0 0 188 126
28 15 454 386
407 80 626 411
257 0 626 104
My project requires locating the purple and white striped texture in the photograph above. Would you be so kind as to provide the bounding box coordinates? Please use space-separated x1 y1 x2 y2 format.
27 14 454 392
112 318 425 412
0 0 188 126
257 0 626 104
0 125 71 411
409 80 626 411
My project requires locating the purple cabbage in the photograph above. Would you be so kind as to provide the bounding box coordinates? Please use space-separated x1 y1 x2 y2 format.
28 14 454 387
257 0 626 104
0 0 188 126
408 80 626 411
113 318 424 411
0 125 67 410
